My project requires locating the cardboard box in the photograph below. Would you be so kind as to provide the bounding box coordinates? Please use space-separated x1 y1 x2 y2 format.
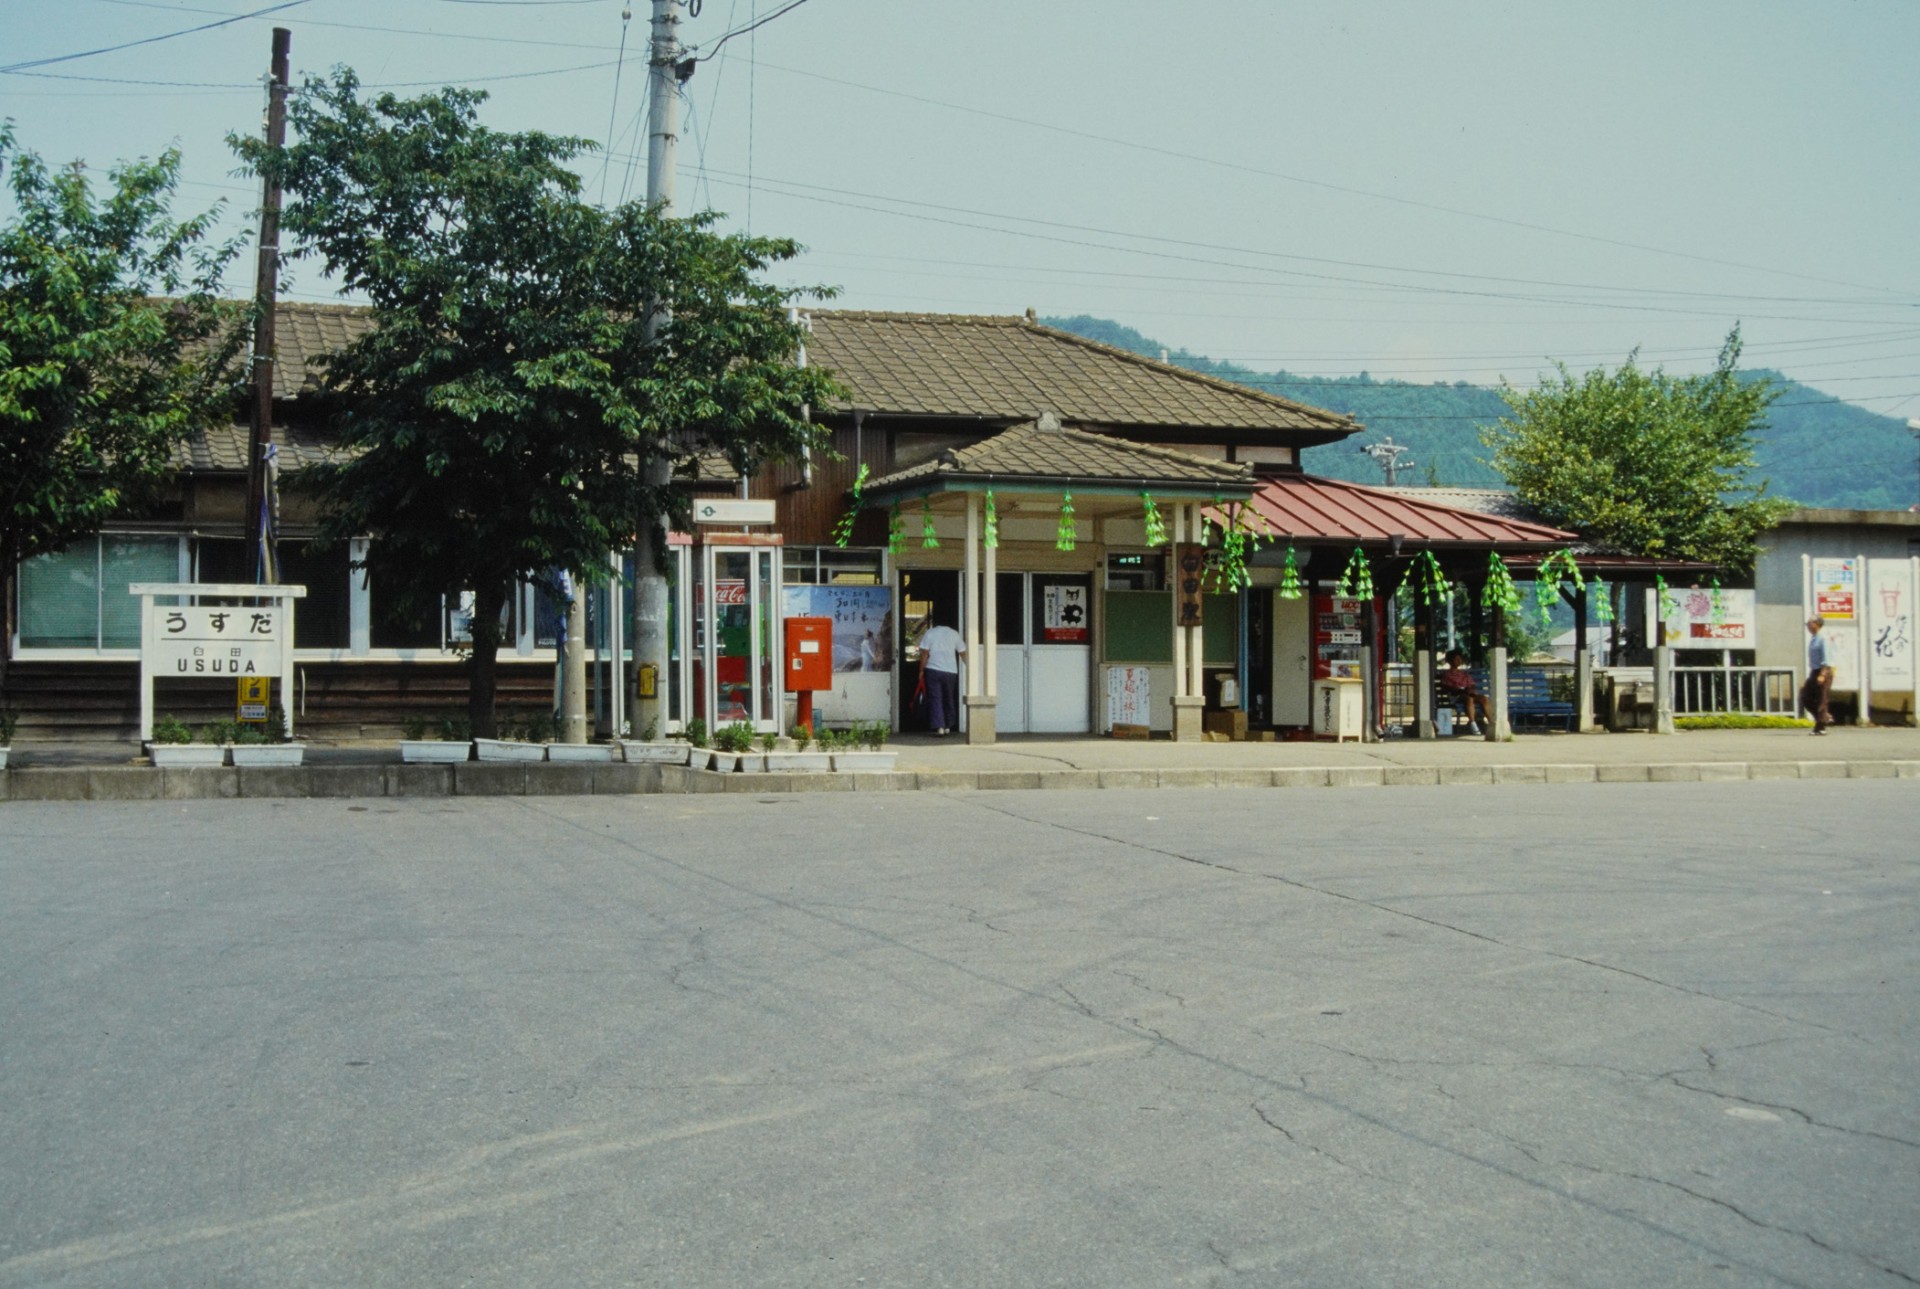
1110 723 1151 740
1203 710 1248 741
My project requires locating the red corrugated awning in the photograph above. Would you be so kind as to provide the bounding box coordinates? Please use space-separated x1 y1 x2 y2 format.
1217 473 1578 548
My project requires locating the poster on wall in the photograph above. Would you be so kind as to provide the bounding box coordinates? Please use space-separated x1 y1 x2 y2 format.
1867 559 1916 692
1107 664 1151 729
1812 558 1857 621
1643 586 1756 647
1042 583 1090 643
781 584 893 672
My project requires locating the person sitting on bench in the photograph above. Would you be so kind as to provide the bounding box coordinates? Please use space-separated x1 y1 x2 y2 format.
1438 650 1491 732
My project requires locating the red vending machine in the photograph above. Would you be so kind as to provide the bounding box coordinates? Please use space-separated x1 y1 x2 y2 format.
1312 595 1368 680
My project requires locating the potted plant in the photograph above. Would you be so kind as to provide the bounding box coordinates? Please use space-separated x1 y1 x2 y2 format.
0 707 17 771
474 707 550 762
708 720 757 772
229 705 306 767
147 714 225 767
764 722 832 773
401 711 472 763
832 721 898 773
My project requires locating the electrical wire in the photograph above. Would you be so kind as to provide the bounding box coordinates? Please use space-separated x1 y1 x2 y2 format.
597 4 635 206
693 0 813 63
0 0 311 74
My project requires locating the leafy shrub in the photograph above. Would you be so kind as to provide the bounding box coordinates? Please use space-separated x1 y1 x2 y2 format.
714 721 755 753
684 718 709 749
789 722 813 752
152 714 193 745
401 713 430 741
0 708 17 745
1675 713 1813 730
759 731 778 753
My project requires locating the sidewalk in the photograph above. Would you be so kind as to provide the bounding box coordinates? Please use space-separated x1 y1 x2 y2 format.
4 725 1916 801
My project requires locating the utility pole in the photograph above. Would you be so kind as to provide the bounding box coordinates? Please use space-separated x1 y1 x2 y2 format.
1358 434 1412 487
1908 419 1920 511
244 26 291 584
630 0 689 736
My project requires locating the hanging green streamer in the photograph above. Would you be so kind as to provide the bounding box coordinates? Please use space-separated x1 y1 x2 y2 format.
1655 574 1679 620
887 504 904 557
1278 543 1304 599
984 490 998 550
1335 547 1374 601
1594 579 1615 623
1141 493 1167 547
1414 549 1451 606
1056 493 1077 551
1533 548 1585 629
831 462 869 549
1710 577 1725 625
1483 552 1522 614
920 497 939 548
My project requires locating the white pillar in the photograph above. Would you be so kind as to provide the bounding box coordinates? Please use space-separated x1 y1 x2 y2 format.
1187 503 1205 700
964 494 981 699
984 520 999 700
1171 502 1187 696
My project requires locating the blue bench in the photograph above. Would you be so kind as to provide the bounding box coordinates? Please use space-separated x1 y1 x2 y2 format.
1439 667 1575 733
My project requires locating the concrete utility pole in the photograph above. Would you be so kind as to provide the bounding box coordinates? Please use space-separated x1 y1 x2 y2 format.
1358 435 1413 487
1907 419 1920 511
244 27 290 585
629 0 686 737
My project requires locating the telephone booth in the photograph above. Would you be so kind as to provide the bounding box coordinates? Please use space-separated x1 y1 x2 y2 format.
690 537 784 733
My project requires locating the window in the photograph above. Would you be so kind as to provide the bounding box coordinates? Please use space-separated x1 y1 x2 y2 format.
784 546 884 585
277 541 351 649
1106 552 1165 591
16 535 182 650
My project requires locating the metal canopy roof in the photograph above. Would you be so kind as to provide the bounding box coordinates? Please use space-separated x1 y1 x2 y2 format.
1225 473 1579 549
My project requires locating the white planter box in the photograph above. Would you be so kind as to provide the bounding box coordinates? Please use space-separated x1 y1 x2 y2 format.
764 751 833 773
0 746 10 770
832 750 898 773
148 743 226 768
546 742 616 763
621 741 695 764
401 740 470 764
229 744 306 768
706 751 757 772
474 738 546 762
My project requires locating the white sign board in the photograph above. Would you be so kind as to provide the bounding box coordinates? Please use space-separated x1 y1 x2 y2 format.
1866 558 1917 692
1107 664 1151 729
131 583 305 741
1644 587 1757 648
691 498 776 526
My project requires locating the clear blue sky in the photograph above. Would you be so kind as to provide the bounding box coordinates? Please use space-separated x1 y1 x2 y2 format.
5 0 1917 415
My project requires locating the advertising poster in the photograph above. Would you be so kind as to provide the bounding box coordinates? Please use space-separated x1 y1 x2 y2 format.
1106 664 1151 729
1644 587 1755 647
781 584 893 672
1867 559 1916 691
1043 583 1090 643
1812 558 1857 621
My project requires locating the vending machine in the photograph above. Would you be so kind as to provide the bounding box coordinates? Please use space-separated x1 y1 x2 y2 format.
1312 594 1369 680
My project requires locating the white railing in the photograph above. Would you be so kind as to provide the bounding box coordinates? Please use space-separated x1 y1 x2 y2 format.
1672 666 1798 716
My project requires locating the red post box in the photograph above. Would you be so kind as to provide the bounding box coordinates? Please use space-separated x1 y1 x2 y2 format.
784 616 833 734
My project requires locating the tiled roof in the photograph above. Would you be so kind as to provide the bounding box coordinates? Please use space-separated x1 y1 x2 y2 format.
1231 473 1578 547
805 311 1359 438
865 417 1253 496
265 302 375 398
172 420 343 473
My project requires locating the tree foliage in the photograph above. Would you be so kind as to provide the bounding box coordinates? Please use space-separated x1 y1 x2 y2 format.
1482 328 1791 573
233 72 838 735
1 124 244 684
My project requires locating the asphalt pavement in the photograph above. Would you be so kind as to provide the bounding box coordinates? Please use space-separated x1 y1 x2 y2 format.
2 780 1916 1286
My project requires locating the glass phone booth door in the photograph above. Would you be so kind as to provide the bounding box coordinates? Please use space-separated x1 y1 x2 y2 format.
693 543 782 733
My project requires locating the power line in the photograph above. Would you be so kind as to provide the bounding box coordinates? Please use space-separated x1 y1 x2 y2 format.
693 0 814 62
0 0 311 74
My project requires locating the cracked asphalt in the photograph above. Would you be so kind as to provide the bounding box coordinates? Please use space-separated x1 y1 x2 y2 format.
2 780 1916 1287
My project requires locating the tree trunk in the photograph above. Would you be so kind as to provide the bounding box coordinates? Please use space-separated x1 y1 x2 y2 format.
468 580 507 739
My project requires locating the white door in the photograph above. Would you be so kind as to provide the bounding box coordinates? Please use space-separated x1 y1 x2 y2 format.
1272 589 1312 727
995 572 1092 734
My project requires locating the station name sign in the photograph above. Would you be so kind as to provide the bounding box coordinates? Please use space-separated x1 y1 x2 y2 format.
154 606 283 674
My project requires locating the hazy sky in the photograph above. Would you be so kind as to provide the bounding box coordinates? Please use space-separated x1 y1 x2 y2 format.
5 0 1917 417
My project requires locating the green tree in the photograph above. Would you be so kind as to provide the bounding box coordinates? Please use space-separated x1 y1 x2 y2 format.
1483 327 1790 573
1 125 245 695
234 73 837 736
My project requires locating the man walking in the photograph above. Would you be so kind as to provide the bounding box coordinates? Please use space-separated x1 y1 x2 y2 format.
1801 616 1834 735
917 617 966 736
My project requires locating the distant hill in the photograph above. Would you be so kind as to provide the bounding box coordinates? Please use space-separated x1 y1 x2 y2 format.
1047 314 1917 510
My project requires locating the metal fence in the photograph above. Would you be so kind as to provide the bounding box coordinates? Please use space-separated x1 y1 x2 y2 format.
1672 666 1798 716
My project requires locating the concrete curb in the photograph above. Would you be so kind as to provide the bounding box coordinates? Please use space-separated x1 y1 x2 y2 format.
5 759 1916 801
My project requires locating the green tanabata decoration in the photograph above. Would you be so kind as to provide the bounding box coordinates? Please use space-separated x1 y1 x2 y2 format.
920 497 939 548
1594 579 1615 623
1710 577 1725 625
1413 549 1450 606
1483 552 1522 615
1141 493 1167 547
984 489 998 550
887 504 904 557
1335 547 1374 601
1056 493 1077 551
831 462 869 549
1278 544 1304 600
1655 574 1679 620
1206 503 1264 592
1533 548 1585 629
